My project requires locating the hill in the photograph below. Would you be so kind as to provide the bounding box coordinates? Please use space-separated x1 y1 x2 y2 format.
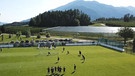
2 21 29 26
53 0 135 20
21 19 30 23
0 22 6 26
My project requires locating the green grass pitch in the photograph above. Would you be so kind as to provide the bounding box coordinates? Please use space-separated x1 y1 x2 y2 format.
0 46 135 76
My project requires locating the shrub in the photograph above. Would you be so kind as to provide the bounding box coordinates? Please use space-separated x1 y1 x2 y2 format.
9 34 12 38
46 32 50 38
37 34 41 39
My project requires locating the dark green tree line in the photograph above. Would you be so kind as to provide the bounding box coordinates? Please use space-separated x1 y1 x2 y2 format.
29 9 91 27
124 13 135 22
96 13 135 22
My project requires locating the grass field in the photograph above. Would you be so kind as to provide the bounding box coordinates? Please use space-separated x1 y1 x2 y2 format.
0 46 135 76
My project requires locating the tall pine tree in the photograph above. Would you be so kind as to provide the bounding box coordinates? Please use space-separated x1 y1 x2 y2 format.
29 9 91 27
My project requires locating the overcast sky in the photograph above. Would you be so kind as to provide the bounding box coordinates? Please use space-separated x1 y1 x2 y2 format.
0 0 135 23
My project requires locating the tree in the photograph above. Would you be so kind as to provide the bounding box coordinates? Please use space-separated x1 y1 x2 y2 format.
1 34 4 41
25 29 31 38
16 31 22 38
123 13 135 22
1 26 6 33
29 9 91 27
117 27 134 46
130 15 134 21
9 34 12 38
37 34 41 39
73 19 80 26
133 38 135 53
29 18 36 27
0 31 2 35
46 32 50 38
124 13 130 22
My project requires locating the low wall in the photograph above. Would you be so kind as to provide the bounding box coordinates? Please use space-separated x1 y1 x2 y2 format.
66 42 124 52
66 42 97 46
99 42 124 52
0 42 124 52
0 44 14 48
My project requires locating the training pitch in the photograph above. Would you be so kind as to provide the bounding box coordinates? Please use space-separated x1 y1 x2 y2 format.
0 46 135 76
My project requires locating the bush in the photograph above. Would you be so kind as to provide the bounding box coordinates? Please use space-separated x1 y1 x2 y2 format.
25 30 31 38
9 34 12 38
0 31 2 34
37 34 41 39
46 32 50 38
40 32 46 35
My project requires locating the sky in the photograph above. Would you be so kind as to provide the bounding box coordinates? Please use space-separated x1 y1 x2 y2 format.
0 0 135 23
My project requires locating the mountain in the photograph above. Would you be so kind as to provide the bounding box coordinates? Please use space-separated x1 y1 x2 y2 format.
126 6 135 13
21 19 30 23
2 21 29 26
1 19 30 26
53 0 135 20
0 22 6 26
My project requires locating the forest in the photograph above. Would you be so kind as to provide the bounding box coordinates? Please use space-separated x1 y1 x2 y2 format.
29 9 91 27
95 13 135 27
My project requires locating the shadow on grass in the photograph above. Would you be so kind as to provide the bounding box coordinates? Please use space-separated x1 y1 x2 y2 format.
71 71 75 74
54 61 59 64
46 73 64 76
81 61 85 63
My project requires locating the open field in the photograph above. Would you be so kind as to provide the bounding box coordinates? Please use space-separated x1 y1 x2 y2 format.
0 46 135 76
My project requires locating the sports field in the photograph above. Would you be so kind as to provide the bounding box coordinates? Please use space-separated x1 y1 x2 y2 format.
0 46 135 76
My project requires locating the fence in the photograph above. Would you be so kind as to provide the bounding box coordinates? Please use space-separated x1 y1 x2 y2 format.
98 38 124 52
0 38 125 52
